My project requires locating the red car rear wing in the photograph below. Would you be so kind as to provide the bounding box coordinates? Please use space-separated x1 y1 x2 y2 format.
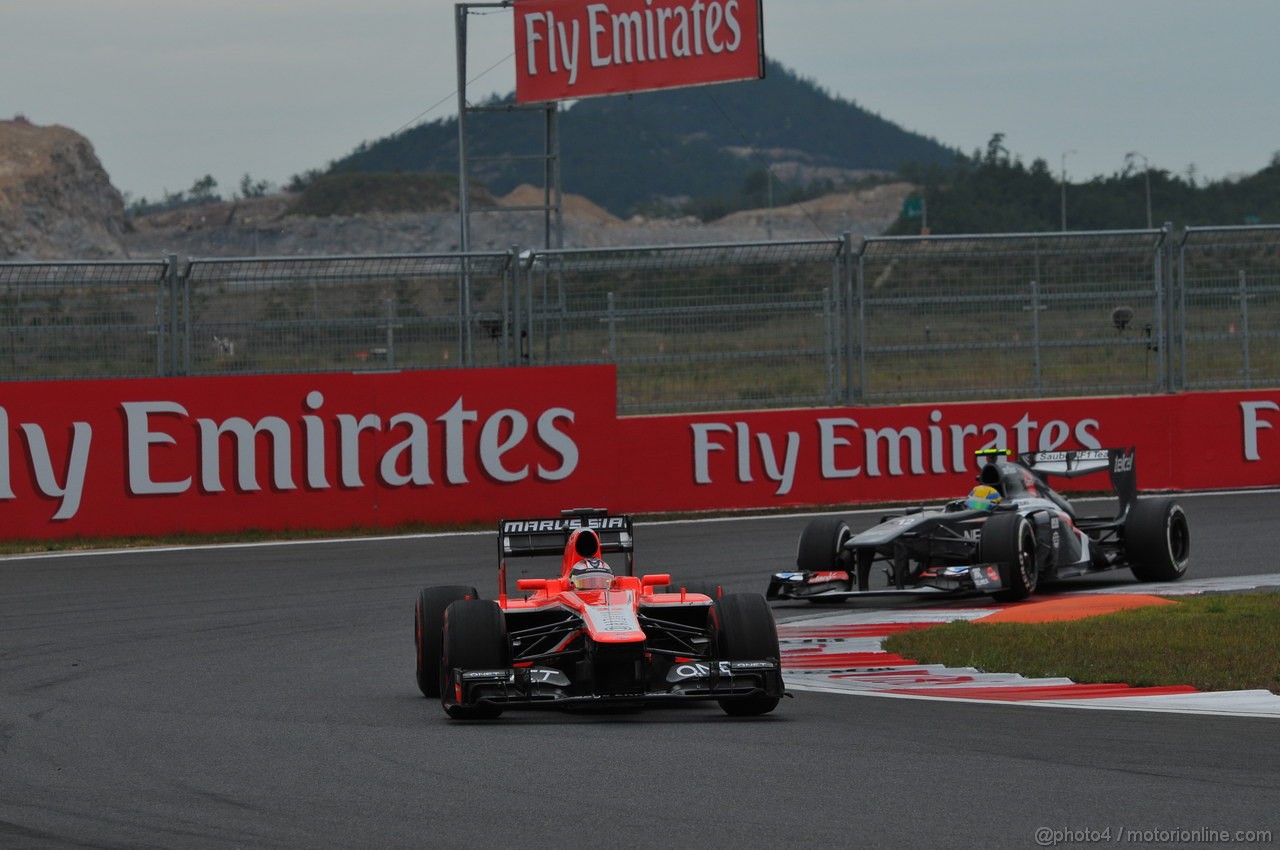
497 509 637 596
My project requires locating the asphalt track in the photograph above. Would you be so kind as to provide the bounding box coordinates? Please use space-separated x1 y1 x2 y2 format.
3 491 1280 849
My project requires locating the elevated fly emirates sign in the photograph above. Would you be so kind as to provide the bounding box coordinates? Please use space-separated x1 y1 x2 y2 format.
514 0 765 103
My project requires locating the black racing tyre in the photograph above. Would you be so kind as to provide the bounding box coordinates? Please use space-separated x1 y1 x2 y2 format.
979 512 1038 602
415 585 478 698
796 516 852 572
441 599 509 720
712 593 781 717
1125 498 1190 582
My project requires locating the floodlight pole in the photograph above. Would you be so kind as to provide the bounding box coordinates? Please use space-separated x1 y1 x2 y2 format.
455 4 474 365
455 1 564 369
1126 151 1153 229
1059 149 1076 231
456 5 472 257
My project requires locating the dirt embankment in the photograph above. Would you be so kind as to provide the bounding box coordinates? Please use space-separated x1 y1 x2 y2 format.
0 119 127 259
2 120 912 260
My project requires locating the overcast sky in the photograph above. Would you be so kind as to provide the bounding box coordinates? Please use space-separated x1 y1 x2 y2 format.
3 0 1277 202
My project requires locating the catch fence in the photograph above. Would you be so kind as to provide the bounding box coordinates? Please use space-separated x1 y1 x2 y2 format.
1178 225 1280 391
2 223 1278 412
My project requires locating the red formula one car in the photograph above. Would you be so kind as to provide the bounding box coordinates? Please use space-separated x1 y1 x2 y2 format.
414 508 785 720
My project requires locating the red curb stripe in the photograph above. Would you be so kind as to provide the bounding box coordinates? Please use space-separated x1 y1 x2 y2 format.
782 652 916 669
781 614 1203 702
885 683 1201 701
773 611 1203 701
833 671 979 685
777 623 936 639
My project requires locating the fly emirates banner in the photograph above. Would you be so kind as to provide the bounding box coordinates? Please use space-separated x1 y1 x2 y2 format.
513 0 765 102
1 366 1277 539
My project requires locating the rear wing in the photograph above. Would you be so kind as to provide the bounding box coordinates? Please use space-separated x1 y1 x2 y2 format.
1017 447 1137 517
498 508 636 585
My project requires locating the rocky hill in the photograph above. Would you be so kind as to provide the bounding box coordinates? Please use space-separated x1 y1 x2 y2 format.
1 121 912 261
0 119 127 259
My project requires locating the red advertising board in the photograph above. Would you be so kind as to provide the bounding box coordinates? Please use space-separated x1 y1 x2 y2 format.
513 0 765 103
0 367 617 539
3 366 1280 541
616 391 1280 512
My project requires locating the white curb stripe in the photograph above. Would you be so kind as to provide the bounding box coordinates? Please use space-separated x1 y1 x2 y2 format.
780 574 1280 717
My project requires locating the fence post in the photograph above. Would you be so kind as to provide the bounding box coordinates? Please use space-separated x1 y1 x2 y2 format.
1162 221 1176 391
607 291 617 362
1239 269 1252 389
385 298 396 369
824 286 836 403
834 232 855 404
527 252 537 365
166 254 179 377
1172 230 1182 394
1030 279 1042 397
503 247 515 366
857 238 870 402
156 258 167 377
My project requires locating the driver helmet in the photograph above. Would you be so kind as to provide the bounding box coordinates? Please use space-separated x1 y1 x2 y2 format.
965 484 1002 511
570 557 614 591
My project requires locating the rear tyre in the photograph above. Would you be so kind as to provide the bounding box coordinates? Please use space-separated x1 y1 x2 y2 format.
979 512 1038 602
1126 498 1190 582
441 599 508 720
796 517 852 572
713 593 781 716
415 585 478 698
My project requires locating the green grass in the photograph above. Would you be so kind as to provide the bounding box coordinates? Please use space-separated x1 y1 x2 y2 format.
883 592 1280 694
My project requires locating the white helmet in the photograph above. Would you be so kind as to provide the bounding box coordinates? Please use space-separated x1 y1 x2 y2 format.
570 557 613 591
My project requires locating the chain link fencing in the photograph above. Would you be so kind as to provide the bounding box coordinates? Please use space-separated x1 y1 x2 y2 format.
1178 225 1280 390
854 230 1169 402
2 223 1278 410
517 240 846 413
0 259 172 381
182 252 514 375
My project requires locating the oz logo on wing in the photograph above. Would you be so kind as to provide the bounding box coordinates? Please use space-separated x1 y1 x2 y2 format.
674 661 734 678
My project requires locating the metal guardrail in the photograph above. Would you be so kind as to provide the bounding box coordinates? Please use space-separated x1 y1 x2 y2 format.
2 224 1278 411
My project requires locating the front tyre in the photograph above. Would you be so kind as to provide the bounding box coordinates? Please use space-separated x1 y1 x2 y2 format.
415 585 479 697
1126 498 1190 582
796 517 852 573
979 512 1038 602
440 599 509 720
712 593 782 716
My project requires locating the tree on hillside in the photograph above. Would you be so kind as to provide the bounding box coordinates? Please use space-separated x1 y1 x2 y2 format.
888 137 1280 235
321 60 958 217
239 173 270 199
188 175 220 204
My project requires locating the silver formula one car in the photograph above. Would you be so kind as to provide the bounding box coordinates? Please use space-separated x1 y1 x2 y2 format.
767 448 1190 603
